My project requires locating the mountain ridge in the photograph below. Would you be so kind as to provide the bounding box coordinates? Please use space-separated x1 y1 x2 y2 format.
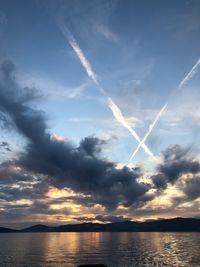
1 217 200 233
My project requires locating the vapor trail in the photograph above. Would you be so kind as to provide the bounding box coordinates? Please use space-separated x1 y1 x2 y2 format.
129 103 167 162
67 33 99 85
107 98 157 161
178 57 200 88
63 29 156 161
129 57 200 162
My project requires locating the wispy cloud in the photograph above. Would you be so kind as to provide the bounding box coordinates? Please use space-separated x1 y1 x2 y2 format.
61 83 89 99
18 72 89 100
94 24 119 43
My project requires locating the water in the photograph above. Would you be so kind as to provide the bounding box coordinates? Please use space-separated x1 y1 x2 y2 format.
0 232 199 267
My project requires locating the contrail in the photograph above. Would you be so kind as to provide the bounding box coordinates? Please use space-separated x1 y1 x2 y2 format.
129 103 167 162
130 57 200 162
62 29 156 161
67 29 200 163
68 36 98 84
178 57 200 88
64 28 99 85
107 98 157 161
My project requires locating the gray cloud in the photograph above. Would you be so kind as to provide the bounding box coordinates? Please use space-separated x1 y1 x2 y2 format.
0 141 11 152
183 176 200 201
152 145 200 189
0 60 199 225
0 60 150 216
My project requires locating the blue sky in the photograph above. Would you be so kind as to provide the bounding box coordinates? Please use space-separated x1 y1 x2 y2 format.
0 0 200 226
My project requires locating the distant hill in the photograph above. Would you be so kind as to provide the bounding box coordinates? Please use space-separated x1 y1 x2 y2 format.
1 218 200 233
0 227 19 233
22 224 52 232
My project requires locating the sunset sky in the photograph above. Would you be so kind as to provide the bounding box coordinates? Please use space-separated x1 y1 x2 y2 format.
0 0 200 228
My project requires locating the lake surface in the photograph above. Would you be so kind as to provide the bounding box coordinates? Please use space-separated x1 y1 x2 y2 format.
0 232 199 267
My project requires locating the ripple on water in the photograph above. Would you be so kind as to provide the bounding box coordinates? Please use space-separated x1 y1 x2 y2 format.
0 232 199 267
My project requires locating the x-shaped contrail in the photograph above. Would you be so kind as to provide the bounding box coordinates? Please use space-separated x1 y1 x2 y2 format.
129 103 167 162
107 97 158 162
63 28 157 161
129 57 200 162
62 27 200 163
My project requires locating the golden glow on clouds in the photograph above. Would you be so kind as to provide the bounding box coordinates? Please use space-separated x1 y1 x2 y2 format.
147 185 184 209
117 204 129 210
43 173 198 223
50 134 65 142
178 202 194 208
15 199 32 205
46 187 77 198
8 171 199 224
50 202 81 212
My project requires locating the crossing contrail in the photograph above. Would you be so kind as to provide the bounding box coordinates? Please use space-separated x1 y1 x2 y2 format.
62 28 156 161
64 27 200 163
129 57 200 162
107 98 158 161
129 103 167 162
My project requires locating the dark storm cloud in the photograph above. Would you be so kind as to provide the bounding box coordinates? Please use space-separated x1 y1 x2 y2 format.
151 173 167 190
183 176 200 201
0 60 150 211
0 166 49 203
152 145 200 189
0 60 47 144
79 136 106 157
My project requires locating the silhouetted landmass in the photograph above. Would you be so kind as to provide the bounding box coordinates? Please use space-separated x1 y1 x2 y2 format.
0 227 19 233
22 224 53 232
1 218 200 233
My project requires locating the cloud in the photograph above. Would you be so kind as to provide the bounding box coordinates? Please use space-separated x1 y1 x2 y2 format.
79 136 106 157
0 60 199 224
75 215 131 223
94 24 119 43
19 72 90 100
0 141 11 152
47 0 119 43
152 145 200 189
0 60 150 214
182 176 200 201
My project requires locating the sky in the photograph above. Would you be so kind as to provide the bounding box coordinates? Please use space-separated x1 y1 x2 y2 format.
0 0 200 228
